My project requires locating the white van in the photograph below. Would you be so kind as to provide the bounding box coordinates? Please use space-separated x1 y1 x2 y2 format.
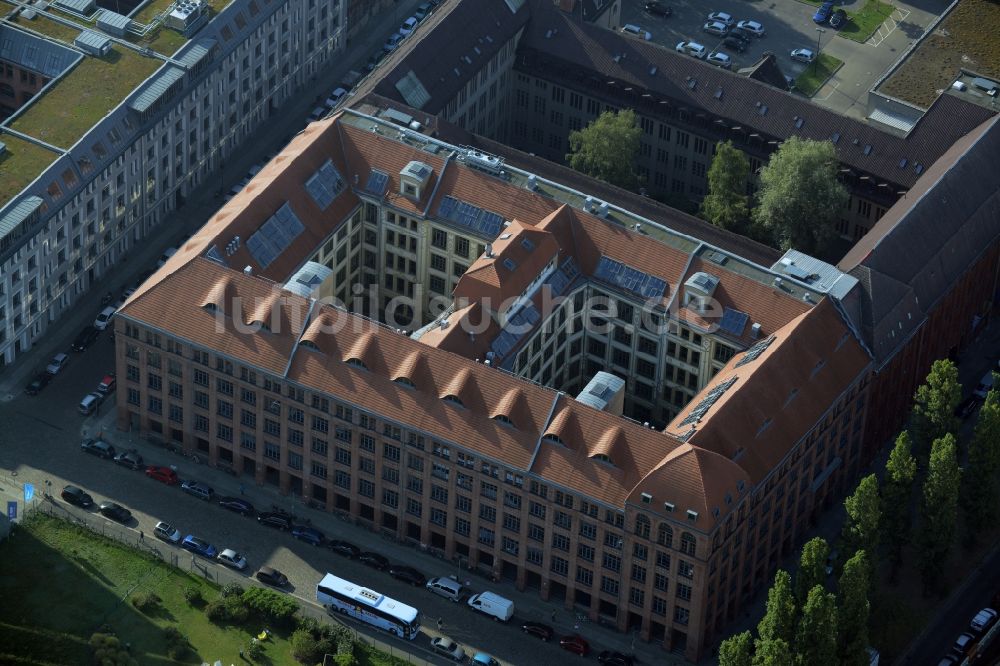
426 576 464 602
467 591 513 622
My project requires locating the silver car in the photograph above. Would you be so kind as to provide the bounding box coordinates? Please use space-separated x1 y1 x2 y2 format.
217 548 248 570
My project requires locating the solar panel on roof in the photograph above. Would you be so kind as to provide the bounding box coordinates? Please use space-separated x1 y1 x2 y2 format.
246 202 304 268
305 159 345 210
436 196 504 238
594 256 666 300
490 303 541 359
366 170 389 195
719 308 749 336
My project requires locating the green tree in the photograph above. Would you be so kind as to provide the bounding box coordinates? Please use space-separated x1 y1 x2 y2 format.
919 433 961 593
752 137 849 253
566 109 640 190
882 430 917 572
961 387 1000 540
837 550 872 666
910 359 961 458
794 586 838 666
701 140 750 232
753 638 792 666
758 570 797 646
795 537 829 604
719 630 753 666
842 474 881 561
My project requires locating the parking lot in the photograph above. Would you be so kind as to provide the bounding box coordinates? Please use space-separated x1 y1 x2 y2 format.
620 0 947 119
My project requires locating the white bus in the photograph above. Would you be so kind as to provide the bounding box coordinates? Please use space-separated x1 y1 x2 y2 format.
317 573 421 639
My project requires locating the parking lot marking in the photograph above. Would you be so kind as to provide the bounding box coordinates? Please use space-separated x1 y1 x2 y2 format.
868 8 911 47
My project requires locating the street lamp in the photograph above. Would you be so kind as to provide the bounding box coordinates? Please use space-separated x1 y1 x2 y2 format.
814 27 826 73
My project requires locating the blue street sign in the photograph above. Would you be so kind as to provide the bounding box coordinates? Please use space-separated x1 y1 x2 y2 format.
7 501 16 521
23 483 34 503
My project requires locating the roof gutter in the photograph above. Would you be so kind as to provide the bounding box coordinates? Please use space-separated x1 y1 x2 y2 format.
528 391 563 472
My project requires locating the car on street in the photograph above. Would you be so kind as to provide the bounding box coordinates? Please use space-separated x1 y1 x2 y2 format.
707 11 734 26
97 373 117 394
971 608 998 633
113 451 144 471
702 21 729 37
145 465 180 485
291 525 325 546
598 651 635 666
830 8 847 28
430 636 465 662
472 654 500 666
217 496 255 516
181 535 218 558
359 551 389 570
736 19 765 36
383 32 404 53
621 24 652 40
328 539 360 558
72 326 100 352
389 565 426 586
399 16 418 36
24 372 51 396
61 485 93 508
952 632 977 659
154 521 182 543
560 634 590 656
180 480 214 501
643 1 670 17
813 0 835 23
722 36 747 53
94 306 116 331
46 353 69 375
676 41 707 59
78 392 105 416
791 48 816 63
257 511 293 530
306 106 326 123
81 438 116 459
99 502 132 524
156 247 178 268
324 87 348 110
521 621 554 641
706 51 732 69
414 2 433 21
256 566 289 587
217 548 248 570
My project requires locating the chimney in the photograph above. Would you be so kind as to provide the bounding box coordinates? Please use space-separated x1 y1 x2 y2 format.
439 319 449 329
485 243 494 258
243 266 252 275
750 322 762 339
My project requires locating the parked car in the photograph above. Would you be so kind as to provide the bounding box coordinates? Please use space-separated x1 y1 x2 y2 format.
156 247 178 268
790 48 816 63
383 32 404 53
145 465 180 485
598 652 636 666
560 634 590 656
430 636 465 662
61 485 93 508
257 511 293 530
325 87 348 110
93 306 116 331
389 565 426 586
971 608 998 633
99 502 132 524
113 451 144 471
46 352 69 375
621 23 652 40
180 480 214 501
78 392 105 416
675 41 707 59
414 2 434 21
974 370 995 399
702 20 730 37
181 535 218 558
707 11 734 26
706 51 732 69
521 621 554 641
736 19 765 36
291 525 325 546
81 438 116 459
24 372 51 396
730 25 756 41
217 496 255 516
72 326 100 352
217 548 248 570
830 8 847 28
328 539 360 558
471 653 500 666
951 632 977 660
256 566 289 587
359 551 390 570
813 0 835 23
306 106 326 123
399 16 418 36
154 521 182 543
643 1 670 17
722 36 747 52
97 373 117 394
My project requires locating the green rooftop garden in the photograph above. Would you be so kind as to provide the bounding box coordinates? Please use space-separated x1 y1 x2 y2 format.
0 134 61 205
9 46 162 150
7 10 83 43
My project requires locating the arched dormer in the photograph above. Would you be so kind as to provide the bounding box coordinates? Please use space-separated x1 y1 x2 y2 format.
392 349 433 391
490 387 532 430
246 289 286 333
300 311 341 356
343 330 378 370
439 367 478 410
201 276 240 318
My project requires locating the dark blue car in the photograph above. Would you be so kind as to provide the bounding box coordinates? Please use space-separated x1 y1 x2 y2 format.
291 525 325 546
813 0 835 23
181 535 218 558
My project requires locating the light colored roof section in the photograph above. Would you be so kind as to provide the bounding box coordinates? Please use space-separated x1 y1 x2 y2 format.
868 107 917 134
0 25 79 77
0 195 42 238
74 30 112 55
54 0 95 13
128 65 185 114
179 38 216 69
575 371 625 412
771 249 858 300
394 71 432 109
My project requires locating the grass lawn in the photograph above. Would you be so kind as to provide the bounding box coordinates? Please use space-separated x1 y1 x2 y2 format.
793 53 843 97
880 0 1000 107
7 11 84 42
838 0 893 43
0 513 296 664
0 134 61 204
9 46 161 150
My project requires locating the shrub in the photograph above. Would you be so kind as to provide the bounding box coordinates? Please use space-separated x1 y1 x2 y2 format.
205 598 228 623
163 626 188 660
89 632 138 666
244 639 264 661
221 581 245 598
162 626 182 642
224 595 249 624
130 590 161 612
183 586 203 605
242 587 299 625
291 628 321 664
333 653 358 666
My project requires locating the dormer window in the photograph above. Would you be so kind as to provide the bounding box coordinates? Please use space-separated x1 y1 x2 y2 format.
686 509 699 522
493 414 514 427
592 453 612 464
542 433 563 445
399 160 433 199
394 377 415 388
443 394 464 408
346 358 368 370
403 182 417 196
300 339 320 352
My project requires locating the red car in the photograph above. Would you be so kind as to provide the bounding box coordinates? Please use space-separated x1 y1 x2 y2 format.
559 635 590 657
145 465 179 485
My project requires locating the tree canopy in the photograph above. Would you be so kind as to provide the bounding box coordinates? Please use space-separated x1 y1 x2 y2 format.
843 474 881 561
753 638 792 666
882 430 917 571
795 537 829 604
961 387 1000 539
752 137 849 254
911 359 961 457
837 550 872 666
701 140 751 232
794 586 838 666
719 630 753 666
566 109 640 190
758 570 797 646
919 433 961 591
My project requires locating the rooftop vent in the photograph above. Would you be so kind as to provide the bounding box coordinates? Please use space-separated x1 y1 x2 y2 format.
583 196 594 212
597 202 609 218
243 265 252 275
773 276 783 288
526 174 537 190
485 243 494 258
463 148 503 175
750 322 762 339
